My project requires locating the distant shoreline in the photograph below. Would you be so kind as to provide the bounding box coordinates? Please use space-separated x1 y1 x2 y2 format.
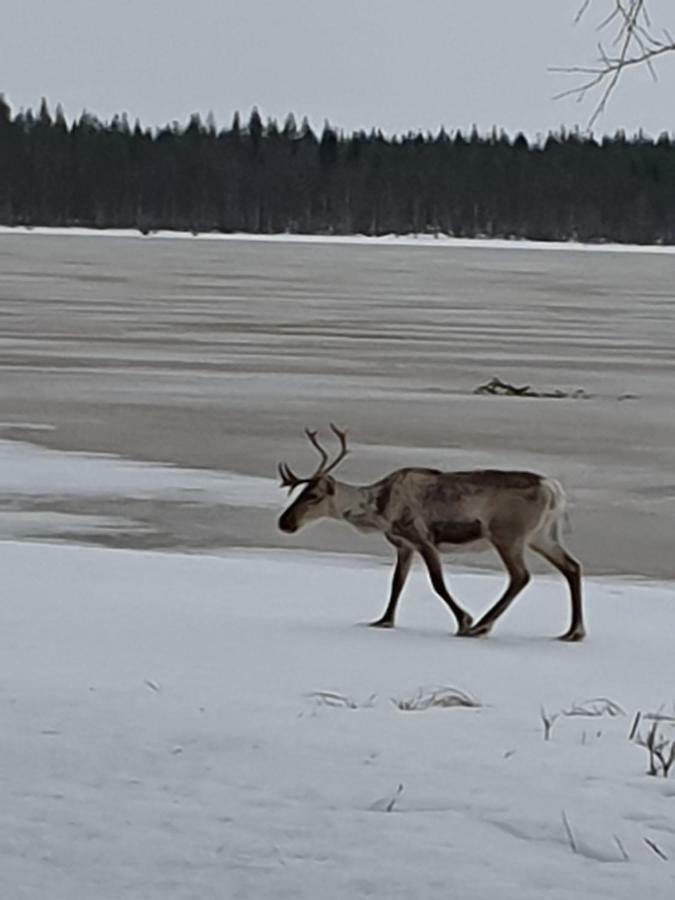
2 225 675 255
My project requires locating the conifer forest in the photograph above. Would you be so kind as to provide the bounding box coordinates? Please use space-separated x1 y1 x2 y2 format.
1 95 674 244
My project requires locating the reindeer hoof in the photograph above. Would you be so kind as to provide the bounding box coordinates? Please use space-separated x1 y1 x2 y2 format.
461 621 491 638
456 617 478 637
557 629 586 642
369 619 394 629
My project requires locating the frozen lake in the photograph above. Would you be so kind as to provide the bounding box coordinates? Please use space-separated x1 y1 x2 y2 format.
0 231 674 578
2 232 675 899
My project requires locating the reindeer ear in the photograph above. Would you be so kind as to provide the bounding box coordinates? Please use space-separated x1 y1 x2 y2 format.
325 478 336 495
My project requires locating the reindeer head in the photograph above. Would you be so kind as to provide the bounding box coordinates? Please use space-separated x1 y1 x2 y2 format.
277 424 349 533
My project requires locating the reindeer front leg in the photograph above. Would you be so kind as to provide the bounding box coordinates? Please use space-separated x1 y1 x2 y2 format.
370 541 413 628
417 542 474 636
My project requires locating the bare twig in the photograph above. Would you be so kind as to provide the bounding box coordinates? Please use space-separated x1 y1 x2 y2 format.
664 743 675 776
474 376 532 396
614 835 630 862
541 707 560 741
369 783 405 813
643 712 675 724
633 719 675 776
574 0 593 25
643 836 668 861
562 810 578 854
553 1 675 127
474 377 589 400
386 783 404 812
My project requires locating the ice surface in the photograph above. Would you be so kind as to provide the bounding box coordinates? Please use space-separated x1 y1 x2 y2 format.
0 510 149 540
0 438 278 508
1 231 674 574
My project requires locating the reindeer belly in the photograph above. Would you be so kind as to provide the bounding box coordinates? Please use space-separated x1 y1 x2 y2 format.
431 519 486 551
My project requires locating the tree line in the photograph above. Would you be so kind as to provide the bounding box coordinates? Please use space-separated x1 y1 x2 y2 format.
1 95 674 244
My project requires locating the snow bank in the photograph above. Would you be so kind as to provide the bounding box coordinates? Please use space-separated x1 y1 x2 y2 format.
3 224 675 255
2 541 674 898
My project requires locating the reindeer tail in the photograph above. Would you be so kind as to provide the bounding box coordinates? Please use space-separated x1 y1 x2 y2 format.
541 477 572 538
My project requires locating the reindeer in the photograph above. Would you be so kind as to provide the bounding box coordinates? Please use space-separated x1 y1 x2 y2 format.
277 425 585 641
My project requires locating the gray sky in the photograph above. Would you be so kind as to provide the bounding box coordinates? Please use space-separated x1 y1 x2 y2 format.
2 0 674 137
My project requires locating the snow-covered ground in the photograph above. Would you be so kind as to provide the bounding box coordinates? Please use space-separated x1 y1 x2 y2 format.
3 223 675 255
2 539 675 899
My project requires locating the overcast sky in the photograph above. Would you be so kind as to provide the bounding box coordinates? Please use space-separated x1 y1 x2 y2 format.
2 0 674 138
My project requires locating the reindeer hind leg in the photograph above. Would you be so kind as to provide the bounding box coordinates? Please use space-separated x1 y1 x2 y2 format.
464 539 530 637
529 535 585 641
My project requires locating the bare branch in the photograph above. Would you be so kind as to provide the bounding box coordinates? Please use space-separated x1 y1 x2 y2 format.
553 1 675 127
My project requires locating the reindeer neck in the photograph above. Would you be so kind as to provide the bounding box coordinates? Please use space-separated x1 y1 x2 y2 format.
332 479 381 532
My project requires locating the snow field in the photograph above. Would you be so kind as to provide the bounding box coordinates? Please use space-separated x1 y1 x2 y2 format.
2 542 674 899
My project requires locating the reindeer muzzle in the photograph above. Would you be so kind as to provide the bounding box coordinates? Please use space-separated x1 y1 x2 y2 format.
278 512 298 533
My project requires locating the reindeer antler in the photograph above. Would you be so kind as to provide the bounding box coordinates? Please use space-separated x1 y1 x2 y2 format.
277 462 304 493
277 423 350 492
322 423 349 476
304 428 329 471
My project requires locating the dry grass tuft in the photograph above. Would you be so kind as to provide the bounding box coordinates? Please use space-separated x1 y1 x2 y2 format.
393 685 480 712
308 690 376 710
563 697 625 718
632 719 675 778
